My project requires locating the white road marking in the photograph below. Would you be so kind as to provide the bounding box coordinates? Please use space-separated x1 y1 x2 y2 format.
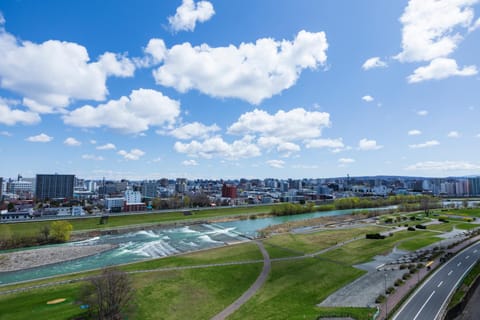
457 262 462 267
474 249 478 253
413 290 435 320
448 270 453 276
437 281 443 288
465 255 470 260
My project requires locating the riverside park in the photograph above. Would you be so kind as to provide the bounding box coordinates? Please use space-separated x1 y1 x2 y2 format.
1 201 480 320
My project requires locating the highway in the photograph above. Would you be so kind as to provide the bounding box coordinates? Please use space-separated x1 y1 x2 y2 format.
392 241 480 320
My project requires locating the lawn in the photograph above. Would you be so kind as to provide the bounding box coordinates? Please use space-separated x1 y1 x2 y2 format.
321 230 434 265
441 208 480 218
0 264 262 320
228 258 373 320
397 235 441 251
262 226 384 258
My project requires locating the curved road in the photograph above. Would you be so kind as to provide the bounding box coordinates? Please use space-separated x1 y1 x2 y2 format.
392 241 480 320
211 241 271 320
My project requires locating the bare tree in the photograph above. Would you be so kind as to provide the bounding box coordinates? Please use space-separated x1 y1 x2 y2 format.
82 267 136 320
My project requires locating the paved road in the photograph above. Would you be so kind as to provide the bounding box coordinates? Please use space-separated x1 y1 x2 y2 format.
211 241 271 320
392 241 480 320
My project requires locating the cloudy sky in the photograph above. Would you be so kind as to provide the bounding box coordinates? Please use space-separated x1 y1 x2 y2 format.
1 0 480 180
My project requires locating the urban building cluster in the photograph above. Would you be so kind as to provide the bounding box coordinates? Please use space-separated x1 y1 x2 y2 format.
1 174 480 221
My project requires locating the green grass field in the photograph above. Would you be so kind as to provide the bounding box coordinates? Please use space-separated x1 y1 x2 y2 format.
228 258 373 320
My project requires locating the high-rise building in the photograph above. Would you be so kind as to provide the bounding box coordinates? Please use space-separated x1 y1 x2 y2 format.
35 174 75 200
0 177 3 199
222 183 237 198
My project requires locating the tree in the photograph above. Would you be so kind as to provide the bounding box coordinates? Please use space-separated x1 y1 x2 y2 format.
50 221 73 242
39 225 50 242
82 267 136 320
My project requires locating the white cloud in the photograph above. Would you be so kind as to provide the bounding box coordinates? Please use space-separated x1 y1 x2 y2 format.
64 137 81 146
362 57 387 70
0 99 40 125
396 0 478 63
447 131 460 138
406 161 480 171
417 110 428 116
168 0 215 32
25 133 52 143
409 140 440 149
0 23 135 110
149 30 328 104
305 138 344 149
408 129 422 136
266 160 285 169
358 138 383 151
182 159 199 166
338 158 355 164
362 95 374 102
82 154 105 161
257 136 300 157
0 12 5 25
228 108 330 141
118 149 145 160
64 88 180 134
96 143 116 150
0 131 12 137
408 58 477 83
90 140 97 144
168 122 220 140
469 17 480 32
174 135 261 160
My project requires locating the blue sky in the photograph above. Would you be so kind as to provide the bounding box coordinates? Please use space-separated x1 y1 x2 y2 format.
0 0 480 180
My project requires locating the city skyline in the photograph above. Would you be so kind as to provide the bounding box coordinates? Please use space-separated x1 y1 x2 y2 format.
1 0 480 180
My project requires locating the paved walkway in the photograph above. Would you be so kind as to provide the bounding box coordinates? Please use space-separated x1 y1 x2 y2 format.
211 241 271 320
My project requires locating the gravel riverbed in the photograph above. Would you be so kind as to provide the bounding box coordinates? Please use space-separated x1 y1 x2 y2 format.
0 244 115 272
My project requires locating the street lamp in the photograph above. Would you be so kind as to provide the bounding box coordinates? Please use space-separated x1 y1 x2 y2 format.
384 272 388 319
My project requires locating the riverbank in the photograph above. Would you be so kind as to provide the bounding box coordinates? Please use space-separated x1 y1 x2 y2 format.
0 244 116 273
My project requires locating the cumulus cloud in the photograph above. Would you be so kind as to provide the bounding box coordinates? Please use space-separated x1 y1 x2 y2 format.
362 95 374 102
0 131 12 137
0 98 40 125
448 131 461 138
338 158 355 164
118 149 145 160
408 58 477 83
266 160 285 169
358 138 383 151
25 133 52 143
406 161 480 171
305 138 344 149
362 57 387 70
396 0 478 63
148 30 328 104
409 140 440 149
228 108 330 140
82 154 105 161
417 110 428 116
182 159 199 166
64 89 180 134
168 122 220 140
64 137 81 146
408 129 422 136
168 0 215 32
96 143 116 150
0 23 135 110
257 136 300 157
174 135 261 160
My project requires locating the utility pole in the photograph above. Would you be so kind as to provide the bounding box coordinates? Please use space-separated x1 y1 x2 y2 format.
384 272 388 319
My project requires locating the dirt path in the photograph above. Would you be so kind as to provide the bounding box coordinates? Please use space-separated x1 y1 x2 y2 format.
211 241 271 320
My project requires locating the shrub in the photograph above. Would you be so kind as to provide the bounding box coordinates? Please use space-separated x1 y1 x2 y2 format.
402 273 411 280
386 286 395 294
407 226 415 231
416 224 426 229
394 279 404 287
399 264 407 270
366 233 386 239
375 294 386 303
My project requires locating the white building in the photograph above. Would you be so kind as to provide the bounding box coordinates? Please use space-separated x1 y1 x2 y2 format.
125 189 141 204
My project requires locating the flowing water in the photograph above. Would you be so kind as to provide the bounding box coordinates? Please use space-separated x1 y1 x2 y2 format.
0 207 389 285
